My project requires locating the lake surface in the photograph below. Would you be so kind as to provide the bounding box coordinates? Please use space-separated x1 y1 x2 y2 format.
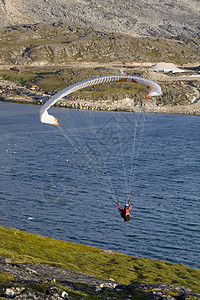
0 101 200 269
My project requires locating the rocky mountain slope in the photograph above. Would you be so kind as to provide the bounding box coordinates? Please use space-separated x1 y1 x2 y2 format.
0 0 199 37
0 23 199 66
0 0 199 114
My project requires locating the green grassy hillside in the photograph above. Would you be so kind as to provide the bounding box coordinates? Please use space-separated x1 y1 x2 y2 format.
0 226 199 294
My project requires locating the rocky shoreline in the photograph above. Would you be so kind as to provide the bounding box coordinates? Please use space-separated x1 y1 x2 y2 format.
0 80 200 115
1 72 200 115
0 79 48 105
56 97 200 115
0 256 200 300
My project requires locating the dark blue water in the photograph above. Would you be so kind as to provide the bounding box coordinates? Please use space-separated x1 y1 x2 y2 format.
0 101 200 269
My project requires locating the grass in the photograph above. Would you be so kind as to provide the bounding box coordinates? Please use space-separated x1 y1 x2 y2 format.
0 226 200 294
0 272 15 284
0 70 37 85
0 68 147 97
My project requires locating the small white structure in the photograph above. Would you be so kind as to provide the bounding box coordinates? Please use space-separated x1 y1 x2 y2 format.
149 62 184 73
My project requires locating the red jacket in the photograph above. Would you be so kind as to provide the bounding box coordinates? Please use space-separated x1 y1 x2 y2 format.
118 201 132 219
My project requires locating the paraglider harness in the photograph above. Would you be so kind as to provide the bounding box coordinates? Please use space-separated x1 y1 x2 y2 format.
117 201 132 222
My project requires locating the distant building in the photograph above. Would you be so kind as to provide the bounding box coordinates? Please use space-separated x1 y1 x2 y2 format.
149 62 184 73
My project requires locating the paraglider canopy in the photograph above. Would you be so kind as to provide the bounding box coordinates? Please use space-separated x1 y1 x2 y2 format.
39 74 162 214
40 75 162 125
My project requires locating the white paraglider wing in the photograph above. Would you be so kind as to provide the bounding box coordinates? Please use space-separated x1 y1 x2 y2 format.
40 75 162 125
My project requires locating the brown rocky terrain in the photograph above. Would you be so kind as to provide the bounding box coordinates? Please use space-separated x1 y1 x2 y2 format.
0 23 199 66
0 1 199 112
0 0 199 38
